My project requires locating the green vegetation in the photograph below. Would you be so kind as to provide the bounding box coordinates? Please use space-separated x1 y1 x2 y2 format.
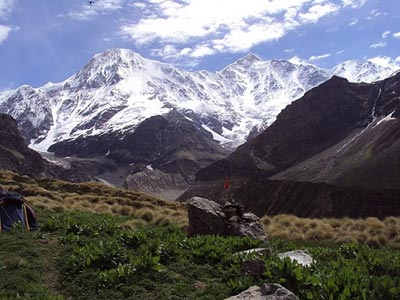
1 210 399 300
1 170 400 299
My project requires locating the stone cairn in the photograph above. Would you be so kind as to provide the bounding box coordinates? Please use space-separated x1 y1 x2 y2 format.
187 197 268 243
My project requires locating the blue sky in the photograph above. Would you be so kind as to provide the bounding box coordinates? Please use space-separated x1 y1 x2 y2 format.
0 0 399 90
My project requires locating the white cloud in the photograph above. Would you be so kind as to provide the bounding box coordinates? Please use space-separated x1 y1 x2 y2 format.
342 0 367 9
336 49 345 54
298 3 339 23
190 44 216 58
151 44 181 59
210 21 286 53
393 32 400 39
309 53 331 61
288 56 310 65
284 49 294 53
370 41 387 48
381 31 391 38
367 56 398 69
130 2 147 9
367 10 387 20
68 0 124 21
0 0 15 20
396 56 400 63
121 0 344 59
0 24 12 45
348 19 358 26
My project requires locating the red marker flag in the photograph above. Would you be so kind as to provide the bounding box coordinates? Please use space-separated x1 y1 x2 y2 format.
224 176 229 190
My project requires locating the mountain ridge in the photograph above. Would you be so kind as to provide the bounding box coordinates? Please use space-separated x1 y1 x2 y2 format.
183 72 400 217
1 48 398 152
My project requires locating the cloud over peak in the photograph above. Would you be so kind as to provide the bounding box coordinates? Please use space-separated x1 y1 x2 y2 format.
121 0 344 59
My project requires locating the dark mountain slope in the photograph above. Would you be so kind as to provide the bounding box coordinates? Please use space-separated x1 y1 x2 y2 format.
0 113 92 182
48 110 228 199
0 113 50 176
180 177 400 218
197 76 373 181
184 73 400 217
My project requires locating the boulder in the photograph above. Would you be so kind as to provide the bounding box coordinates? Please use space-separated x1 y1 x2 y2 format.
277 250 314 267
225 283 299 300
187 197 226 236
240 258 266 279
187 197 268 242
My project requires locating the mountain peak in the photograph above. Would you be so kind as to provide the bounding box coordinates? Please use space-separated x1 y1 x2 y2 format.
332 58 399 83
93 48 143 59
236 52 263 65
68 48 148 89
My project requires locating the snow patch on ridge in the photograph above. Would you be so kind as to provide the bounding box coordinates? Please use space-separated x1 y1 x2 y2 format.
376 111 396 126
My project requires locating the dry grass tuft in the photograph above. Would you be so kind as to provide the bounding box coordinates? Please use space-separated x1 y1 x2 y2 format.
0 170 188 229
263 214 400 248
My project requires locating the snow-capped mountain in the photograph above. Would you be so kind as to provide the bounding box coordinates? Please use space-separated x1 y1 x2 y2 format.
0 48 399 152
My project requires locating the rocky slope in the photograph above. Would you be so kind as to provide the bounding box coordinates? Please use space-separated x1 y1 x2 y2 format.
0 113 92 182
46 110 227 199
183 72 400 217
0 113 50 176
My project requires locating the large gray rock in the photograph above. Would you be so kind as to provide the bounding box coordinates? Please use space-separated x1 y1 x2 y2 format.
187 197 226 236
187 197 268 242
225 283 299 300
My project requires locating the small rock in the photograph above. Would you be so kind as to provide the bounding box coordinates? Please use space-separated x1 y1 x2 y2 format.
225 283 299 300
228 216 239 223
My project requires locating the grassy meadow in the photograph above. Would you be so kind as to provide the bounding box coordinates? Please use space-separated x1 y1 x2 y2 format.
0 170 399 299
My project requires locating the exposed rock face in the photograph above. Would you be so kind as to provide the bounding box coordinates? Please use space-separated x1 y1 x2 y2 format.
187 197 268 242
123 167 188 200
225 284 299 300
187 73 400 218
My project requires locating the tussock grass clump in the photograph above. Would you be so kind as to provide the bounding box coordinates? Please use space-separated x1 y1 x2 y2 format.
262 214 400 248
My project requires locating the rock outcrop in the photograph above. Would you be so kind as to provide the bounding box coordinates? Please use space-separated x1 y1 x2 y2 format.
225 283 299 300
187 197 268 242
